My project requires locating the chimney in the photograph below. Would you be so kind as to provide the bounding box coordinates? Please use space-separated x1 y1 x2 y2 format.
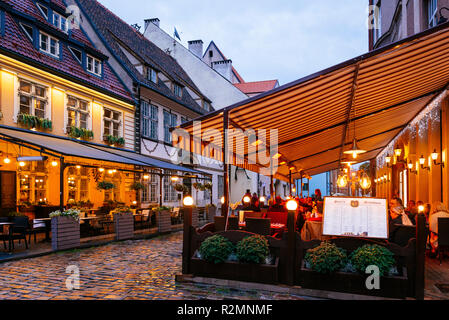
212 60 233 82
188 40 203 58
144 18 160 30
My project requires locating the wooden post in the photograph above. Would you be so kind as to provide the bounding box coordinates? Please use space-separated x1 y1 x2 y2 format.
222 110 229 218
182 205 193 274
415 214 426 300
159 173 163 206
286 209 296 285
289 171 292 197
59 157 65 212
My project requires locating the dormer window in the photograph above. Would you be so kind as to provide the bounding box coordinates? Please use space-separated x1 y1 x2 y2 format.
173 83 182 98
148 67 158 83
36 3 49 19
20 23 33 41
203 100 211 111
53 12 68 33
39 32 59 57
68 46 82 64
86 54 102 76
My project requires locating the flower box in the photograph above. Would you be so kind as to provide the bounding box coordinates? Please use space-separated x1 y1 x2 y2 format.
114 212 134 241
298 261 408 299
190 257 279 284
51 216 80 251
158 210 171 233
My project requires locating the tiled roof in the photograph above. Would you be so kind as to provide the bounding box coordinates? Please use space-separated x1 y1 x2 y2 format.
234 80 279 95
76 0 210 114
0 0 133 102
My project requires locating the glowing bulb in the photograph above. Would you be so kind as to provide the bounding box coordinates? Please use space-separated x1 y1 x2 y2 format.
99 168 105 172
385 156 391 164
51 161 58 167
221 196 225 204
3 157 10 164
143 175 150 180
243 196 251 204
183 196 194 206
418 205 425 213
431 150 439 161
286 199 298 211
260 196 266 203
76 165 81 169
19 161 26 167
337 175 348 188
171 176 179 182
419 156 426 165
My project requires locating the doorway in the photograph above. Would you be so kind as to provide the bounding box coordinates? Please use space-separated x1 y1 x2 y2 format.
0 171 17 216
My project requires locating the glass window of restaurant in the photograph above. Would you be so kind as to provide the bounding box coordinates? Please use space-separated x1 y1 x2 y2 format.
163 171 177 202
18 161 47 204
142 171 159 203
67 166 90 203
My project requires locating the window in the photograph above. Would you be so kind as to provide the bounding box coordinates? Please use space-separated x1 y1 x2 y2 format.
53 12 68 32
141 100 158 140
163 174 177 202
173 83 182 98
209 50 213 58
103 108 122 138
218 175 224 199
373 3 381 43
428 0 438 28
36 3 48 19
69 47 83 64
18 79 48 119
142 172 159 203
20 23 33 41
67 96 89 131
163 110 177 143
181 116 188 124
87 55 102 76
39 32 59 57
148 67 158 83
203 100 211 111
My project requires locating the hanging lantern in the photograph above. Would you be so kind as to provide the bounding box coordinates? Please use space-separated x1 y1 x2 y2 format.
343 138 367 159
359 173 372 190
337 174 348 188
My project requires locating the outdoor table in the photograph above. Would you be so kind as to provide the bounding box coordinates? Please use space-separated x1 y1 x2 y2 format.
0 222 14 252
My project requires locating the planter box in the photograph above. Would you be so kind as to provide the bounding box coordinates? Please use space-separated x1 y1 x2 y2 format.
298 261 408 299
51 216 80 251
206 206 216 222
190 257 279 284
158 210 171 233
114 212 134 241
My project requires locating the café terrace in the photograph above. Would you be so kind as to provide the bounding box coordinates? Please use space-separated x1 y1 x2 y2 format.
173 21 449 300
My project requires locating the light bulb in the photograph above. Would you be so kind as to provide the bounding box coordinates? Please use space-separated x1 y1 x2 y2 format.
19 161 26 167
3 157 10 164
221 196 225 204
286 199 298 211
243 196 251 204
183 196 194 206
51 161 58 167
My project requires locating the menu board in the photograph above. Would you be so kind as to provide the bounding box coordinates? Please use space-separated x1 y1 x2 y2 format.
322 197 388 239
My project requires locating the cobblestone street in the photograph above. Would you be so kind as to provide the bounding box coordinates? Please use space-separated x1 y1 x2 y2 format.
0 232 307 300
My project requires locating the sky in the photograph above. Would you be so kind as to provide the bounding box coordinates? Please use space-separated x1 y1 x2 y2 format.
98 0 370 85
98 0 370 194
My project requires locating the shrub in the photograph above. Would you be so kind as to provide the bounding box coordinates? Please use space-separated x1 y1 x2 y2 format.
350 244 396 276
97 181 115 190
49 209 80 222
199 235 234 264
236 235 270 264
304 241 347 274
130 182 145 190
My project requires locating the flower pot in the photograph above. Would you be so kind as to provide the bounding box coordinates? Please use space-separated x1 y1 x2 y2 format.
157 210 171 233
114 212 134 241
51 216 80 251
298 261 408 299
190 257 279 284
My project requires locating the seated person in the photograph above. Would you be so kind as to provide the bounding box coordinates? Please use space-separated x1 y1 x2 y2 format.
268 196 287 213
429 202 449 254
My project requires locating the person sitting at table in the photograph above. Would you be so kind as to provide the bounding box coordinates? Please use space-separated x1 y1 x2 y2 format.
268 196 287 213
312 189 323 201
405 200 417 225
429 202 449 255
248 195 261 212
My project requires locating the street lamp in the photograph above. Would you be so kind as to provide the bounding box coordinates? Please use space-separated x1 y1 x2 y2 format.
408 161 418 175
286 199 298 211
183 195 194 207
431 149 445 168
419 155 430 171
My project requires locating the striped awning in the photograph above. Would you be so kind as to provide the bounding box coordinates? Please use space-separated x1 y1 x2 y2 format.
174 22 449 180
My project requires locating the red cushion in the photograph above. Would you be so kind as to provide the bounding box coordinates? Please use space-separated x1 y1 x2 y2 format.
266 211 288 225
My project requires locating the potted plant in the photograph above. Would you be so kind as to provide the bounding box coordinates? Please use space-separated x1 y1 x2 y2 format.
130 182 145 191
97 181 115 190
113 206 134 241
68 126 94 140
18 113 52 131
191 234 279 284
204 182 212 190
298 242 408 298
104 135 125 147
174 183 188 193
49 209 80 251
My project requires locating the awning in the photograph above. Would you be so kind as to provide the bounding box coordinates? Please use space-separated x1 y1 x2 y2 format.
0 126 146 167
0 126 207 176
90 145 207 176
175 22 449 179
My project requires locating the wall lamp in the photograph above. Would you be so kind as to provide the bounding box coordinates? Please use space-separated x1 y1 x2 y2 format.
419 155 430 171
408 161 418 175
431 149 445 168
385 155 393 168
